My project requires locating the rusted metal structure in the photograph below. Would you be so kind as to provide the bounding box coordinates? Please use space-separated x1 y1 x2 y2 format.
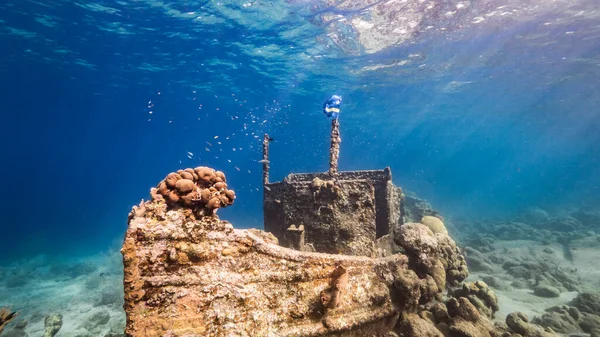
262 134 270 185
329 118 341 176
263 120 400 257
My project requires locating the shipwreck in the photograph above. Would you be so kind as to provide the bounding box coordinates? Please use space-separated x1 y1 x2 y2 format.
121 118 555 337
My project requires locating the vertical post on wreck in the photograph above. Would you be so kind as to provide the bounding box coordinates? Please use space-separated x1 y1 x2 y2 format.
329 118 341 176
263 133 270 185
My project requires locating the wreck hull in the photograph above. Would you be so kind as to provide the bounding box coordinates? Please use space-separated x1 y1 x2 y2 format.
122 207 423 337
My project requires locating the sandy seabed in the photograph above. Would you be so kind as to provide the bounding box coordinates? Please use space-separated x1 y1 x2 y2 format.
1 230 599 336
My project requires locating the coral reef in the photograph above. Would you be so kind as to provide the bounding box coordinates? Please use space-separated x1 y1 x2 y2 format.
505 312 555 337
463 247 496 273
121 167 559 337
457 206 600 250
394 222 468 288
530 304 600 336
449 281 499 319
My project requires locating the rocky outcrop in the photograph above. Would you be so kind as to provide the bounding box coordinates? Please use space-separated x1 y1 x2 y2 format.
531 304 600 336
394 222 468 289
571 292 600 314
500 253 580 293
44 314 62 337
506 312 555 337
449 281 499 319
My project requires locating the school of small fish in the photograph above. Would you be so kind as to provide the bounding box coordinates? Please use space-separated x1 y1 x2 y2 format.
147 90 292 194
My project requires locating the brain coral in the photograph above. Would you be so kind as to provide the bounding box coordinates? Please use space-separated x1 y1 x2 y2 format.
421 215 448 235
150 166 235 215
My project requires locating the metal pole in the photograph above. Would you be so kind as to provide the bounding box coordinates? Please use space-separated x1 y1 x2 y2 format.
263 133 270 185
329 118 340 176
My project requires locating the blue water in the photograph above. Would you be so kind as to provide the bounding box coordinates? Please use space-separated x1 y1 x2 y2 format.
1 0 599 261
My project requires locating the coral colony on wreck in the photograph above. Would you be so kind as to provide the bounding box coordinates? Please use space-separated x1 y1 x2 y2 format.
2 96 599 337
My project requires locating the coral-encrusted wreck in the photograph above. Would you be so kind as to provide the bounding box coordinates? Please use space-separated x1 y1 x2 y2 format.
122 120 557 337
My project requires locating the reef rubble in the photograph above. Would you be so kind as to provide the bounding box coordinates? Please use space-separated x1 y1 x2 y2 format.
121 166 561 337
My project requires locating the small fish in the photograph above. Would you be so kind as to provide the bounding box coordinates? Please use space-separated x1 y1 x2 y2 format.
187 151 194 156
259 159 270 164
214 136 219 139
235 166 240 171
206 141 213 146
205 147 210 152
264 185 271 191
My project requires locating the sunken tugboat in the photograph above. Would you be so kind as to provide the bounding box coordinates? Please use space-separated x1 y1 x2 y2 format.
121 97 546 337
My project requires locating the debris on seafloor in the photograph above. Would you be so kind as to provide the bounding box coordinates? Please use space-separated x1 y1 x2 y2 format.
121 122 559 336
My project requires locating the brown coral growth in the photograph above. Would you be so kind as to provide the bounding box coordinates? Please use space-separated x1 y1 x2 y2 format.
149 166 235 216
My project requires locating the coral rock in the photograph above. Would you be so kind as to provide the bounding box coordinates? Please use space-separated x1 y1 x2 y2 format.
421 216 448 235
395 313 444 337
445 297 504 337
174 179 195 194
580 313 600 334
532 306 582 334
44 314 63 337
506 312 555 337
395 223 468 288
165 172 181 188
571 292 600 314
450 281 499 319
533 285 561 298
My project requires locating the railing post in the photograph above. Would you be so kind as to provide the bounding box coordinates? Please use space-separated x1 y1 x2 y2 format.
263 133 270 185
328 118 340 176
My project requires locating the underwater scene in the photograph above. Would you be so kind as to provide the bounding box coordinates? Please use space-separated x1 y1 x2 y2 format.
1 0 600 336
